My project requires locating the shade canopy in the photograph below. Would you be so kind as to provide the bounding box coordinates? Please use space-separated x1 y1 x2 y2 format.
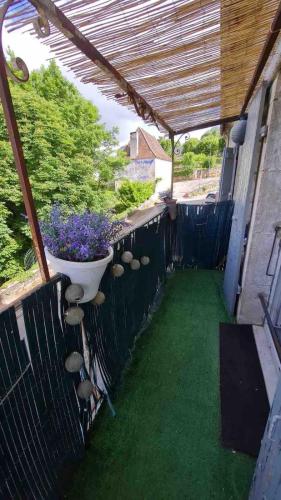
2 0 280 133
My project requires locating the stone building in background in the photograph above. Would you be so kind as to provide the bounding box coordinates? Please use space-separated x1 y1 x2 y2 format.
122 128 172 197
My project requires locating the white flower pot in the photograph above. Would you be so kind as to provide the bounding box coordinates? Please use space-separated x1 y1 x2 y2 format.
45 246 114 303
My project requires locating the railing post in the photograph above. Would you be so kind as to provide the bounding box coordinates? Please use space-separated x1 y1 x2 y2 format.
0 49 50 282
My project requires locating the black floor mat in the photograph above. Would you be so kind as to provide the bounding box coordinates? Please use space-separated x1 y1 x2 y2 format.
219 323 270 457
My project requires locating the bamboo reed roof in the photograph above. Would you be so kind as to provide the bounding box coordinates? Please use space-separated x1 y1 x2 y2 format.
3 0 279 133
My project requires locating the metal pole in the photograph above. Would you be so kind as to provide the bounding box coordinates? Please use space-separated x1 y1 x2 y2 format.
169 132 175 198
258 293 281 363
0 49 50 282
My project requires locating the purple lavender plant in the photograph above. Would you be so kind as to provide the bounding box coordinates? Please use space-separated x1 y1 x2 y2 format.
41 204 122 262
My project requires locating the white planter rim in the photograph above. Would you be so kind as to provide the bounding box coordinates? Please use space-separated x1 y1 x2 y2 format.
45 246 114 269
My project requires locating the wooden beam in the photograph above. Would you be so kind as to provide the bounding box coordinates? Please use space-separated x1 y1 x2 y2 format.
241 1 281 114
0 48 50 282
175 115 240 135
30 0 173 134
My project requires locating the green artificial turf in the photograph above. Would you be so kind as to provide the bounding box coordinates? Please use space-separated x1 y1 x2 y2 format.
67 270 255 500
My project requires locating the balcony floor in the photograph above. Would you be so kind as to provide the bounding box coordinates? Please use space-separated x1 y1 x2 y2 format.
68 270 254 500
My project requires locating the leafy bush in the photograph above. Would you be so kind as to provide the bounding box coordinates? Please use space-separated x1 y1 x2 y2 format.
158 137 172 157
183 152 217 170
0 203 21 280
174 165 194 178
200 155 217 169
116 180 154 212
182 138 200 154
175 151 219 178
193 153 207 168
181 152 209 171
0 59 128 283
182 151 196 168
182 127 225 157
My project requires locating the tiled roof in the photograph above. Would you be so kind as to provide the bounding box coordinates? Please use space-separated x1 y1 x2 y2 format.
136 128 171 162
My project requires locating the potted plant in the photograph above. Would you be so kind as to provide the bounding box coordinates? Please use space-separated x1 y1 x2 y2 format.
41 204 122 303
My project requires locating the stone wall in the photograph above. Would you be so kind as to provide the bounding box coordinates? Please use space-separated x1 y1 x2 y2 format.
123 158 155 182
237 72 281 324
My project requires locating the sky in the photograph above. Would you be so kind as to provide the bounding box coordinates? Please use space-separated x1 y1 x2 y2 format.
4 28 207 145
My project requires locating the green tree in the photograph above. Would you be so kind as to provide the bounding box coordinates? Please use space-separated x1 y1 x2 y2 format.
183 152 217 170
158 137 172 157
201 127 225 154
0 60 128 282
182 137 200 154
196 135 220 156
201 127 219 137
182 151 196 168
93 129 129 186
0 203 21 280
200 155 217 169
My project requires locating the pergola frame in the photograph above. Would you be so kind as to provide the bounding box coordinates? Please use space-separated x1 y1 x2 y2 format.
0 0 281 281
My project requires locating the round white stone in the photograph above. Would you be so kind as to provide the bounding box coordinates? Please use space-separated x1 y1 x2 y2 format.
77 380 94 400
130 259 140 270
121 251 133 263
140 256 150 266
92 291 106 305
64 306 84 325
65 352 84 373
112 263 125 277
65 284 84 303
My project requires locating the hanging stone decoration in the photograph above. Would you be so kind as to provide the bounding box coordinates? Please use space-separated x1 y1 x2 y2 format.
65 352 84 373
230 117 247 145
77 380 94 400
112 263 125 277
92 291 106 305
64 306 84 325
130 259 140 270
65 283 84 303
140 256 150 266
121 251 133 263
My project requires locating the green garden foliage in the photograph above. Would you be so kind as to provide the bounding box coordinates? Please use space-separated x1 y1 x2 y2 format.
0 60 128 282
158 137 172 156
116 180 154 213
0 203 21 280
181 151 217 171
171 127 225 177
182 137 200 154
182 127 225 156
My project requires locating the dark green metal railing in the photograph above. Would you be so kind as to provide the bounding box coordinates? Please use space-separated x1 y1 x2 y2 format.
0 201 233 499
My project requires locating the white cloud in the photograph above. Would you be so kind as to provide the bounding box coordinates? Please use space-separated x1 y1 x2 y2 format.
4 28 207 144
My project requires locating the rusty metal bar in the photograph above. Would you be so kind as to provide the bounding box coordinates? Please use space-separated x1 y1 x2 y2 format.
169 132 175 198
259 293 281 363
29 0 173 135
175 115 240 135
241 1 281 114
0 48 50 282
